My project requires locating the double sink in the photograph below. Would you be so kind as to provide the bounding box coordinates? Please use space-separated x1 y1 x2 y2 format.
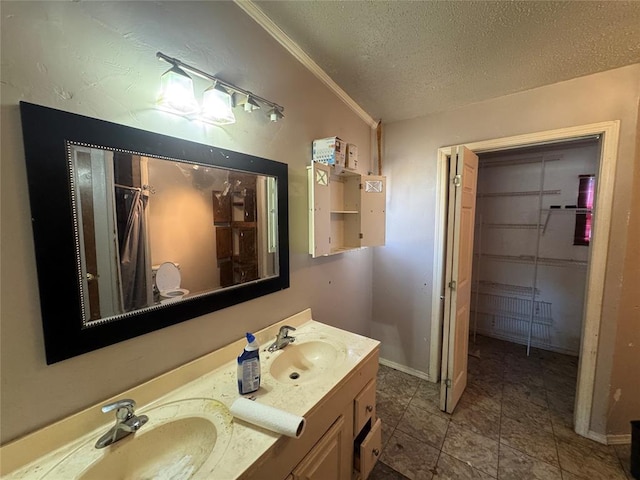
15 321 352 479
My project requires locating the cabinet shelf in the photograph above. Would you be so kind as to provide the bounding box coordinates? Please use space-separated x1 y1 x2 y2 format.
542 208 592 213
484 223 542 229
478 189 561 198
474 280 540 296
542 208 592 234
476 253 588 267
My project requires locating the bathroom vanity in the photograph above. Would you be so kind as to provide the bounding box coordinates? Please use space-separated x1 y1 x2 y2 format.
0 309 381 479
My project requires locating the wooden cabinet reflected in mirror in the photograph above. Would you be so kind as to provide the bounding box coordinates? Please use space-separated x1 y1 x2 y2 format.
213 173 259 287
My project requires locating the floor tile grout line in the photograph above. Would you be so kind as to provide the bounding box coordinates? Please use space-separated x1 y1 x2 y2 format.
432 420 452 479
376 370 422 472
496 358 506 480
549 389 565 477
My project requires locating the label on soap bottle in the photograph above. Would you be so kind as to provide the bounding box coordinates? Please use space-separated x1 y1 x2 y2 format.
238 358 260 394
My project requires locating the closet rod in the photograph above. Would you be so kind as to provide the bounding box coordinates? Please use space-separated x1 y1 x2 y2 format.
115 184 141 192
115 184 155 194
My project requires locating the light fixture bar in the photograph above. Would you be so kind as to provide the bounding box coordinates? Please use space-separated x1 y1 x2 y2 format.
156 51 284 116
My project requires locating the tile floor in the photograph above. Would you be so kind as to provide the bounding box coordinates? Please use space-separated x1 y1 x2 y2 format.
370 334 633 480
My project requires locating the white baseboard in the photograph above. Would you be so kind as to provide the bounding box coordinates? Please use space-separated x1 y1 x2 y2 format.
585 430 632 445
379 358 435 382
585 430 608 445
607 434 632 445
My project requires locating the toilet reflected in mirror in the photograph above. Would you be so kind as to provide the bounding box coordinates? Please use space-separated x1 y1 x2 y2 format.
153 262 190 303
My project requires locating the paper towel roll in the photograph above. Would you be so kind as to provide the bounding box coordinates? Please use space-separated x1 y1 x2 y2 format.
230 397 306 438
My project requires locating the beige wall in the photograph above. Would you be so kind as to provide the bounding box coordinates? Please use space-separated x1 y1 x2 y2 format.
606 99 640 435
0 2 373 444
373 64 640 436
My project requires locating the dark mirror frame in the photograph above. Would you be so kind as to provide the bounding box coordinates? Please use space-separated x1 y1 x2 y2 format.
19 101 289 364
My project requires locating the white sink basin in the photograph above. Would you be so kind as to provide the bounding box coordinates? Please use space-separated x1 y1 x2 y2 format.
45 398 233 480
268 340 347 384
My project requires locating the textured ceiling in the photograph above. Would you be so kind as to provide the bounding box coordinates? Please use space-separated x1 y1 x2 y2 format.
253 1 640 123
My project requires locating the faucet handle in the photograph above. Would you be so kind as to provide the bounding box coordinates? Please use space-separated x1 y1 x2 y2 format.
279 325 296 336
101 399 136 415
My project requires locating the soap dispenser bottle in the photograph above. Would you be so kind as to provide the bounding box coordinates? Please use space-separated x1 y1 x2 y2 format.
237 332 261 395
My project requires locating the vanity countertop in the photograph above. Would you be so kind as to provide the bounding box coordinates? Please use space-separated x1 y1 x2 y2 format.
1 309 380 479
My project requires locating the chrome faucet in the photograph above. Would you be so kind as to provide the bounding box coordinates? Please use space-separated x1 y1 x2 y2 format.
268 325 296 352
95 399 149 449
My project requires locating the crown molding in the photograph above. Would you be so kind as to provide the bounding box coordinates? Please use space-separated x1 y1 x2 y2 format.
235 0 379 129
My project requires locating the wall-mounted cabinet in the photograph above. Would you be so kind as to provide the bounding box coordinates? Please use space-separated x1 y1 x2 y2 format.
308 162 386 257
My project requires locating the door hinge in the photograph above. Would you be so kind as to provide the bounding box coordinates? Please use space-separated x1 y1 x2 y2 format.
448 280 457 290
359 233 363 239
444 379 452 388
452 174 461 187
359 183 363 189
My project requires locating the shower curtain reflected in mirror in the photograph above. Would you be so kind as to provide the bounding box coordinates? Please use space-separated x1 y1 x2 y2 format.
118 188 151 312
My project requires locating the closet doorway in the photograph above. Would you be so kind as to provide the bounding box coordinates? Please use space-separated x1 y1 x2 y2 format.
431 121 620 442
471 138 600 356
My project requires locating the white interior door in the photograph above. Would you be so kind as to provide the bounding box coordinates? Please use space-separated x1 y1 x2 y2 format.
440 146 479 413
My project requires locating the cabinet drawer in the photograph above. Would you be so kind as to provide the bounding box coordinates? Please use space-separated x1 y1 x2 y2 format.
354 379 376 436
355 418 382 479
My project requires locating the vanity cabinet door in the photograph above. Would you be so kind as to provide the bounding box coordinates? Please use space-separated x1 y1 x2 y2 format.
292 415 349 480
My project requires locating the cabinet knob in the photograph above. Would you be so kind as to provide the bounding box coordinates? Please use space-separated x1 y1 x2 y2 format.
366 405 373 413
372 448 380 456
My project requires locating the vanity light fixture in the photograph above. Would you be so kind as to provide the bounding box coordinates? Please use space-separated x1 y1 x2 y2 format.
267 107 285 123
156 52 284 125
238 94 261 113
157 64 199 115
197 82 236 125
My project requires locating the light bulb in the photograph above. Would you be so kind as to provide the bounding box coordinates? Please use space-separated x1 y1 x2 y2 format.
157 65 199 115
197 84 236 125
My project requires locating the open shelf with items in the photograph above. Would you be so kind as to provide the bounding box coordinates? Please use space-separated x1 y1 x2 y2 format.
308 162 386 257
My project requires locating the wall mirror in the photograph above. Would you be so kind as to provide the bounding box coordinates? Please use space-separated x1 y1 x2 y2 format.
19 102 289 364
